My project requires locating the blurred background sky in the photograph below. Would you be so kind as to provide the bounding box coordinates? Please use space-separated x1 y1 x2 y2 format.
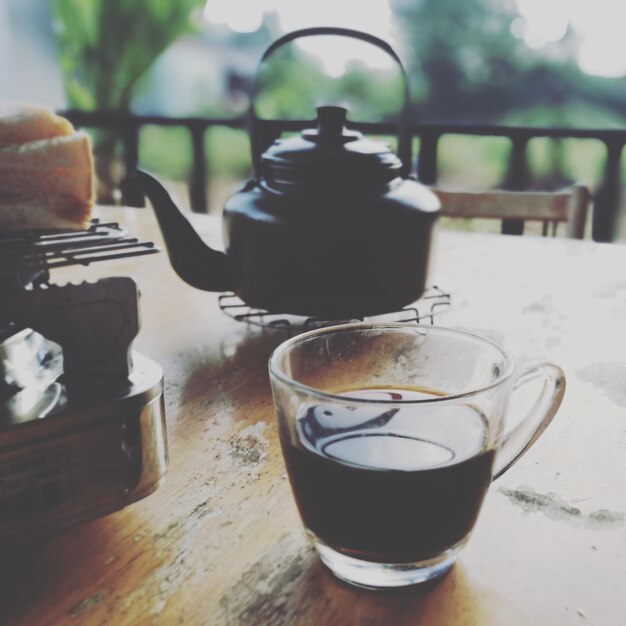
4 0 626 117
206 0 626 78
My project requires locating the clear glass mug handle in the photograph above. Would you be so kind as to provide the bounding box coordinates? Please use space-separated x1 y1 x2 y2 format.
493 362 566 480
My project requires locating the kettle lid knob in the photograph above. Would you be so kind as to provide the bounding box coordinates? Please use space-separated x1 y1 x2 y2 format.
302 105 360 145
317 106 347 136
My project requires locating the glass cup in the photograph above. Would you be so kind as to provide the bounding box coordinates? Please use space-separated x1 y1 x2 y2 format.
269 323 565 589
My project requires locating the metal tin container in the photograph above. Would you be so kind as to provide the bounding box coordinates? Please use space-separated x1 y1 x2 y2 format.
0 352 166 546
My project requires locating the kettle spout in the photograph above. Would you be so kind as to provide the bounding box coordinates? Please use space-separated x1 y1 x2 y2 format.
124 170 238 292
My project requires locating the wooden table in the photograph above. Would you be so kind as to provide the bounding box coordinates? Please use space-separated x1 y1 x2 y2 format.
2 207 625 625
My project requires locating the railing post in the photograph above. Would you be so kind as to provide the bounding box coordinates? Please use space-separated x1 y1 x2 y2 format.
593 140 623 242
121 116 144 207
502 136 531 235
417 130 439 184
189 123 208 213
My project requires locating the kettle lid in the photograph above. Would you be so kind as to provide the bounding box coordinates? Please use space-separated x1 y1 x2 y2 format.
261 106 403 189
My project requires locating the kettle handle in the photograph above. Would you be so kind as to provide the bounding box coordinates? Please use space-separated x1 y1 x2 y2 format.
249 26 413 178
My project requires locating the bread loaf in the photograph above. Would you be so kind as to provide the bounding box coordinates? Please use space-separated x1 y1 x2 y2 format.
0 105 94 231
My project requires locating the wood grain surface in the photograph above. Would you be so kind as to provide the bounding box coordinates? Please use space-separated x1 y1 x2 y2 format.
1 206 625 625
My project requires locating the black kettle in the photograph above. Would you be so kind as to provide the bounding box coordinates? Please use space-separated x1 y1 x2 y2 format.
130 27 440 318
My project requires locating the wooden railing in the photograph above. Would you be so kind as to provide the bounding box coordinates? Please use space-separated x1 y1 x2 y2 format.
63 110 625 242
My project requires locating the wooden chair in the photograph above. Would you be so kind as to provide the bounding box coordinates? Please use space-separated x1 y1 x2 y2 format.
431 184 591 239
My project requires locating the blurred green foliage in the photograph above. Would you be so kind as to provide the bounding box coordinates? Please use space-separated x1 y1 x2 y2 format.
437 135 511 189
139 126 192 180
139 126 252 181
53 0 202 110
391 0 626 127
255 48 404 123
392 0 530 122
205 127 252 177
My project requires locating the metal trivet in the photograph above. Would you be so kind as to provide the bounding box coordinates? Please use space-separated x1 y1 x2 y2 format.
219 286 451 335
0 218 159 279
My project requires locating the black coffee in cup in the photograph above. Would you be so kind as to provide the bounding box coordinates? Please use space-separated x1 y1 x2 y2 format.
279 387 495 564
